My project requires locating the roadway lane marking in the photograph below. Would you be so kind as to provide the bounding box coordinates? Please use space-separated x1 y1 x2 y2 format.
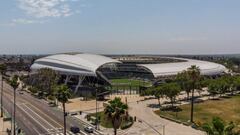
17 103 28 106
18 104 49 132
33 127 41 135
21 96 63 128
3 84 102 135
80 131 88 135
3 86 63 129
22 104 57 130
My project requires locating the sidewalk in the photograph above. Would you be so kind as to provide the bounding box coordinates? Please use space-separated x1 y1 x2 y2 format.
122 89 210 135
0 111 11 135
68 90 208 135
126 99 204 135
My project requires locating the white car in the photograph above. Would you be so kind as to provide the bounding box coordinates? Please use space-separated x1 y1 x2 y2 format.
84 126 94 133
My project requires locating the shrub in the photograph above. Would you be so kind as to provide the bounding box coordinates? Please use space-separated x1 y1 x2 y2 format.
86 115 91 121
47 95 55 101
29 87 38 94
120 121 133 130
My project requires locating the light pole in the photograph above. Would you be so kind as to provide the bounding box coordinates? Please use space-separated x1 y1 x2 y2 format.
95 87 98 130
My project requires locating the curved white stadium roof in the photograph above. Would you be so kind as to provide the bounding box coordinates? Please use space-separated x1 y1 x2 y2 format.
139 57 227 78
31 53 120 76
31 54 227 78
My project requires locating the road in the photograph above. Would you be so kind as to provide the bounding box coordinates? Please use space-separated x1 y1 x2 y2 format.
1 82 102 135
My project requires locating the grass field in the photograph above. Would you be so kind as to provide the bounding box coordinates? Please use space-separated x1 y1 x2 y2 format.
109 79 152 91
155 95 240 126
111 79 151 87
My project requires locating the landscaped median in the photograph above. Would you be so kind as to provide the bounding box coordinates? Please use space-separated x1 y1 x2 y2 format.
154 95 240 130
86 111 134 130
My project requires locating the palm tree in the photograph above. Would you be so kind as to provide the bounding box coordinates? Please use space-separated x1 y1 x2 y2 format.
56 84 71 135
9 75 19 135
0 64 6 117
104 97 128 135
202 117 236 135
187 65 200 123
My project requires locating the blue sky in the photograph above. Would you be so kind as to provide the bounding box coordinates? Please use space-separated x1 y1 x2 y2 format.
0 0 240 54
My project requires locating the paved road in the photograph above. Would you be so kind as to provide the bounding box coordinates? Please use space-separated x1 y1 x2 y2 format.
1 82 101 135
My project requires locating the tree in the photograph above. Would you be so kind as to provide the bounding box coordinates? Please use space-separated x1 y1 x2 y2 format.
233 76 240 92
35 68 59 96
187 65 201 123
56 85 71 135
104 97 128 135
195 76 205 96
51 84 60 106
207 80 219 99
176 71 192 100
144 86 165 111
218 78 229 97
154 86 165 110
0 64 6 117
9 75 19 135
202 117 236 135
162 83 181 107
223 75 236 95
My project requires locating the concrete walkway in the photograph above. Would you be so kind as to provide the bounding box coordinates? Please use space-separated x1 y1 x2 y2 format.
0 112 11 135
126 99 204 135
72 90 209 135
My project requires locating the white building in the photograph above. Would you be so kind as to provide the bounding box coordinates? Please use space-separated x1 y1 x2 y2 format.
31 53 227 94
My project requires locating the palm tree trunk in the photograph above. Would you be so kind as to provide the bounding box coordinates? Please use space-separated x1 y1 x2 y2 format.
1 75 3 117
157 97 161 111
190 83 195 123
63 103 66 135
13 88 16 135
114 128 117 135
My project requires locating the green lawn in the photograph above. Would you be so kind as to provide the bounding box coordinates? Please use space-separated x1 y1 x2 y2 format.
155 95 240 126
111 79 151 87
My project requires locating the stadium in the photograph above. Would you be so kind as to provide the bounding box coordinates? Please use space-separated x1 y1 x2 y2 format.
30 53 227 97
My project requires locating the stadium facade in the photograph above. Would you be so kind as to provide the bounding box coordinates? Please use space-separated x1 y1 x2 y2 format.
31 53 227 95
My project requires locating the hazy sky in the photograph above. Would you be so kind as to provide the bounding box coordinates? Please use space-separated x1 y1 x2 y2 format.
0 0 240 54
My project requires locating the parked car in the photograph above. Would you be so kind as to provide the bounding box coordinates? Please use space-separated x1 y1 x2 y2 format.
70 112 78 116
70 126 80 133
84 126 94 133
